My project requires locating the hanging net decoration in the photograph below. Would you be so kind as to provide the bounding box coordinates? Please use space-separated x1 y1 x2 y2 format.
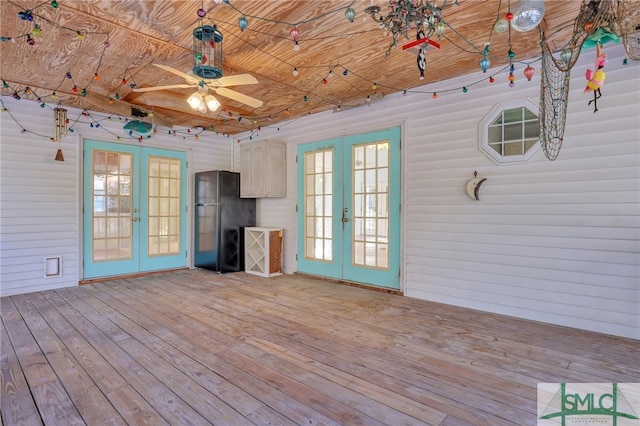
610 0 640 61
538 0 610 160
193 25 223 79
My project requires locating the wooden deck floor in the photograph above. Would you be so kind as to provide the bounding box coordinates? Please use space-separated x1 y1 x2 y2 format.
1 270 638 425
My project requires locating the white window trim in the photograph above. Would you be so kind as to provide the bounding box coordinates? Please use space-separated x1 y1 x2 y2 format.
479 98 541 164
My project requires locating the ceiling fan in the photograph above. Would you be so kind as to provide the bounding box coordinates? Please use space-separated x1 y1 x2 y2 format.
133 64 263 109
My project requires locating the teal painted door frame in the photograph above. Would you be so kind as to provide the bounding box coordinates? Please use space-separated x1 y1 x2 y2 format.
82 140 187 279
297 127 401 289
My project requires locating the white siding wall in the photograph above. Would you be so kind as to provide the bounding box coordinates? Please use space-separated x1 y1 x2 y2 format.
234 44 639 339
1 102 232 296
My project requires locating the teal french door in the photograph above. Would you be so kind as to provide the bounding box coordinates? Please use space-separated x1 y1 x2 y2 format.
297 127 401 289
83 140 187 279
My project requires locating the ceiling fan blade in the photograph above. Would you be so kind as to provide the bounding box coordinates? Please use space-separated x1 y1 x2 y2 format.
133 84 194 93
214 87 263 108
85 92 132 116
208 73 258 87
153 64 199 84
84 92 173 128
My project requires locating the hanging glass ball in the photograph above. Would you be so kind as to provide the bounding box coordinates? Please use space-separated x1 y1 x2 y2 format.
510 0 545 32
480 57 491 73
560 49 572 63
238 16 248 31
345 6 355 23
434 22 446 37
290 27 300 41
494 19 508 34
523 65 535 81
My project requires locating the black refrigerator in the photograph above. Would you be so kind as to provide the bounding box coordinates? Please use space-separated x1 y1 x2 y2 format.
194 171 256 273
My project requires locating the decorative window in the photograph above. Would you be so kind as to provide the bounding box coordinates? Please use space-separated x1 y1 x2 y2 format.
479 99 540 164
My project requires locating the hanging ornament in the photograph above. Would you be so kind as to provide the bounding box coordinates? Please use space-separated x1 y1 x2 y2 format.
523 65 535 81
32 24 42 37
26 34 35 45
238 16 248 31
197 8 207 18
584 43 607 113
345 6 355 23
494 19 508 34
480 57 490 72
18 10 33 21
290 27 300 41
434 22 446 38
560 49 572 63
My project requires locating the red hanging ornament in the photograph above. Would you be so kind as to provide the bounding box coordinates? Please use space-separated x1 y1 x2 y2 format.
290 27 300 41
523 65 535 81
506 11 513 21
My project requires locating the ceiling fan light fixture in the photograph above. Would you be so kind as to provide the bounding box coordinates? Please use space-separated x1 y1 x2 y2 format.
205 94 220 111
187 91 204 110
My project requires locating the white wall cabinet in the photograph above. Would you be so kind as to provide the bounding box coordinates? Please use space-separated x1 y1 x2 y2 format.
245 227 283 277
240 141 286 198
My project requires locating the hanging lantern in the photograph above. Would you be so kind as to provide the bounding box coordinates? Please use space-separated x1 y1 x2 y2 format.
523 65 535 81
238 16 248 31
290 27 300 41
480 57 491 73
345 6 355 23
193 25 223 79
434 21 446 38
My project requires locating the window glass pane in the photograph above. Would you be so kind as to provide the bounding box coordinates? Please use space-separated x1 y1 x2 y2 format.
490 113 503 125
504 142 523 156
503 108 522 123
524 108 537 120
524 121 539 139
488 125 502 143
504 123 522 141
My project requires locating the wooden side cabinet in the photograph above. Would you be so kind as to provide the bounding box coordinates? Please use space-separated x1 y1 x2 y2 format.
240 141 286 198
245 227 283 277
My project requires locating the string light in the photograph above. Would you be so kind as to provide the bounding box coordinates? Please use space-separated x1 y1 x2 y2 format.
293 67 298 76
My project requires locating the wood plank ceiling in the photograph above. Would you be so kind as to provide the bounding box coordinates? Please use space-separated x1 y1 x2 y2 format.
0 1 582 135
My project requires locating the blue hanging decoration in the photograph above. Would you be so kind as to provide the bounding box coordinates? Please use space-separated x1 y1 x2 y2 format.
123 120 154 137
345 6 356 23
238 16 248 31
416 29 426 79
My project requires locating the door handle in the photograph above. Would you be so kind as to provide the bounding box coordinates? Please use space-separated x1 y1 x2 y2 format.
132 217 139 222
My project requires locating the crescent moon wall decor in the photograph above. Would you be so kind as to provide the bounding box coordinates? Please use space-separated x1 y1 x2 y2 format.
465 171 487 201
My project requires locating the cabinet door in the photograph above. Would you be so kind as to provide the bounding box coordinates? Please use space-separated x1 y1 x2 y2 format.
250 143 265 196
265 143 286 197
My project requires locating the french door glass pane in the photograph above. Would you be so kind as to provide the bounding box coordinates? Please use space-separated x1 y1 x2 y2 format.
352 141 389 269
147 156 181 256
304 149 333 261
92 150 132 261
